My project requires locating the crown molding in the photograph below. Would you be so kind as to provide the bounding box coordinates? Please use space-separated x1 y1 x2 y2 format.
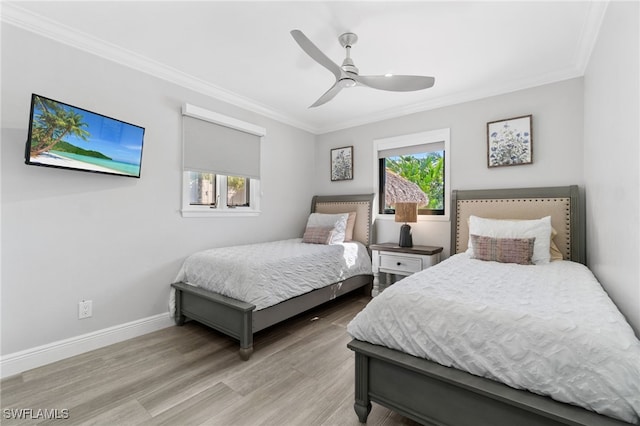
0 3 319 134
316 65 585 134
2 2 606 136
314 3 605 134
574 1 610 74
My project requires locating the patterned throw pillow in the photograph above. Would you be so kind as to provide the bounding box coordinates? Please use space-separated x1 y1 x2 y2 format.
470 234 535 265
302 226 335 245
467 215 551 264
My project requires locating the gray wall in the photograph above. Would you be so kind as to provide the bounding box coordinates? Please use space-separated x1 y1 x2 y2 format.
314 78 584 257
584 1 639 335
1 26 316 355
2 1 638 358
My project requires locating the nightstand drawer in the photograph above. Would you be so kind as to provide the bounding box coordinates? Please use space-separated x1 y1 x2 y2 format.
370 243 443 297
379 254 423 274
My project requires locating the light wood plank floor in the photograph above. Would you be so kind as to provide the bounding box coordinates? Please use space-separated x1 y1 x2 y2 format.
1 292 419 426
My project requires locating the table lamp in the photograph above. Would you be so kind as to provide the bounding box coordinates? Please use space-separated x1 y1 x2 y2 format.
395 202 418 247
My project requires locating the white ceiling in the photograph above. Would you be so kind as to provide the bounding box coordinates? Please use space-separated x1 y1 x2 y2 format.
3 1 608 134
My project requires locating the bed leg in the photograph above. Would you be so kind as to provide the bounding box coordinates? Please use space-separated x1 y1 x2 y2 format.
174 289 186 326
238 310 254 361
354 401 372 423
354 351 371 423
175 314 186 326
239 346 253 361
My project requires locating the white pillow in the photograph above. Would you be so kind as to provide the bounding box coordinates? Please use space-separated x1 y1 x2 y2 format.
305 213 349 244
467 215 552 264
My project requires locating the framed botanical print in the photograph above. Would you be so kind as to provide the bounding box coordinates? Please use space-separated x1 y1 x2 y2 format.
487 115 533 168
330 146 353 181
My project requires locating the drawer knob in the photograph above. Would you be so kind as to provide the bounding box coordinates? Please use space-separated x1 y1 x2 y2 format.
396 262 402 266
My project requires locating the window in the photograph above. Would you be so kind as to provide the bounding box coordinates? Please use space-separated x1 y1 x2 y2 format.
181 104 266 217
186 173 250 208
226 176 250 207
373 128 451 220
380 150 445 215
188 172 216 206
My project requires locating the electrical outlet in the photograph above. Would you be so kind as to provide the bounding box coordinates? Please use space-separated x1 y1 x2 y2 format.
78 300 92 319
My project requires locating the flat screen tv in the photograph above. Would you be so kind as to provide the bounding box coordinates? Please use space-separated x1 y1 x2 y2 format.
25 94 145 178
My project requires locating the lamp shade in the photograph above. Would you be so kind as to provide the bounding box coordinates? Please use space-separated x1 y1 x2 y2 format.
394 202 418 223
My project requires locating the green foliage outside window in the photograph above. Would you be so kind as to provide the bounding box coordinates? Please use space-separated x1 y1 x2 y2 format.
227 176 249 206
227 176 245 193
386 152 444 210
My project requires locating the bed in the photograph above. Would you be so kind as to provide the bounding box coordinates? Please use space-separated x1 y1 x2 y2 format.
171 193 374 360
347 186 640 426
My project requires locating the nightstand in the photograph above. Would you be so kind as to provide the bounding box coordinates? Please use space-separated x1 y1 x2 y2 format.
370 243 443 297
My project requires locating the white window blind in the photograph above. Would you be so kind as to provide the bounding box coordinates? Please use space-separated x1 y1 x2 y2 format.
377 141 444 158
182 104 265 179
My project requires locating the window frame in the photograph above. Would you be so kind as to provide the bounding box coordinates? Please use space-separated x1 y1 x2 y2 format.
182 174 261 218
373 128 451 222
181 104 265 218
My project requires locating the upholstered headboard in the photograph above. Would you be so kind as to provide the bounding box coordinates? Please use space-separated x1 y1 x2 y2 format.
311 194 375 247
451 186 585 264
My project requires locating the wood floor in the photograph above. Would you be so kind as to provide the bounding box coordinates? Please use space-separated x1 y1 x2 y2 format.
1 292 419 426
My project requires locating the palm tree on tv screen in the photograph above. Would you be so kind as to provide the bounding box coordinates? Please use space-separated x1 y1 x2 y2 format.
30 97 90 157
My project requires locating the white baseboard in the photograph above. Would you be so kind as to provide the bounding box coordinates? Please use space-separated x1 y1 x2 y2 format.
0 313 174 379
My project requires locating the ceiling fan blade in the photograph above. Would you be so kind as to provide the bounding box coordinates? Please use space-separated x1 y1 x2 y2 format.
291 30 343 80
354 75 435 92
309 82 343 108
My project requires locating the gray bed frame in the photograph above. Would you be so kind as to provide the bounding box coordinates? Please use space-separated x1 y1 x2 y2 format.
172 193 374 360
348 186 635 426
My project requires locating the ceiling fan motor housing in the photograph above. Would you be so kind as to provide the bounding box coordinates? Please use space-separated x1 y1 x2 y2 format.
341 59 358 75
339 32 359 75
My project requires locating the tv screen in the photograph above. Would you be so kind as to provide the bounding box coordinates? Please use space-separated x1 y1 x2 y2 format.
25 94 145 178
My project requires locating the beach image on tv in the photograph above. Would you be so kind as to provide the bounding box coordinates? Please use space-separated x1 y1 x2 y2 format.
28 95 145 177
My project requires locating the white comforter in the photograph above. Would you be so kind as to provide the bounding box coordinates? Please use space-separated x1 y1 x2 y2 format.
347 253 640 423
174 238 371 311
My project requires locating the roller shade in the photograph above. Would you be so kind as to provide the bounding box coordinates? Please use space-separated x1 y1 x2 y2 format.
183 115 261 179
378 141 444 158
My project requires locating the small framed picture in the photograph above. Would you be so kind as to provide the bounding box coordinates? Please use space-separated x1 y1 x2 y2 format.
487 115 533 168
330 146 353 181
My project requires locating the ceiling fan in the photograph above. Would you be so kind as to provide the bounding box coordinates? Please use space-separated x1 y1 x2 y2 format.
291 29 435 108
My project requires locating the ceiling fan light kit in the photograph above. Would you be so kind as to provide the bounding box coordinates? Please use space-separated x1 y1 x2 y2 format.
291 29 435 107
339 78 357 88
